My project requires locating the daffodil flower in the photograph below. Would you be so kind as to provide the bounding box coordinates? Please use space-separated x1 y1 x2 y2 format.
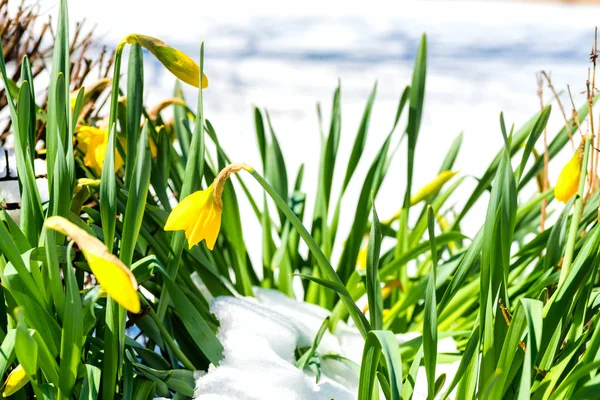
75 126 125 175
165 183 222 250
45 216 140 313
123 34 208 88
555 143 584 203
165 164 247 250
2 365 28 397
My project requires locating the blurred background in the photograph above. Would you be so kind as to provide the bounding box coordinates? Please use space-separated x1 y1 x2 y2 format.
11 0 600 258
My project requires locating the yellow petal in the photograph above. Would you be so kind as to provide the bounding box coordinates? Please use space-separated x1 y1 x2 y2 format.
164 189 211 232
125 34 208 88
411 170 459 205
555 149 583 203
186 204 221 250
83 250 140 313
45 217 140 313
2 365 28 397
185 200 221 250
75 126 126 174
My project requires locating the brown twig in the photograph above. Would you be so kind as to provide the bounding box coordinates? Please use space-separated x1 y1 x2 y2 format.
541 71 575 150
589 28 598 202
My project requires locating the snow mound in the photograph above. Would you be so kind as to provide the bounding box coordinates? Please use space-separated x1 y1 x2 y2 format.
194 291 356 400
194 288 460 399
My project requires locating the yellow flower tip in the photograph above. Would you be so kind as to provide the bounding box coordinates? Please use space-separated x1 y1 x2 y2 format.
77 178 101 188
410 170 459 205
124 34 208 88
2 365 28 397
45 217 140 313
165 185 222 250
356 246 368 270
555 146 584 203
149 135 159 159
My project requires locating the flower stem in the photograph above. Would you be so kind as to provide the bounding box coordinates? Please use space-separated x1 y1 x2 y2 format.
244 166 371 338
558 135 591 286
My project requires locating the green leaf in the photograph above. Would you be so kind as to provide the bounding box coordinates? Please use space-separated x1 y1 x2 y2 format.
517 299 543 400
516 105 551 182
120 122 152 266
58 241 83 398
265 111 289 226
254 107 267 168
341 83 377 193
125 43 145 187
443 325 480 399
155 264 224 365
45 0 71 188
366 200 383 330
423 206 438 399
358 330 403 400
403 33 427 209
0 330 17 377
439 132 463 173
296 317 330 370
100 123 118 249
79 364 101 400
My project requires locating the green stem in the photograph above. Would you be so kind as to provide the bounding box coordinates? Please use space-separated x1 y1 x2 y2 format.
140 295 195 370
156 43 208 321
101 40 125 400
245 166 371 338
558 136 591 286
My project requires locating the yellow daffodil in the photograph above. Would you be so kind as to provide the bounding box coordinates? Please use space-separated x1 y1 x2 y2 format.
123 34 208 88
75 126 125 175
165 183 222 250
165 164 248 250
45 216 140 313
555 143 584 203
411 170 459 205
2 365 28 397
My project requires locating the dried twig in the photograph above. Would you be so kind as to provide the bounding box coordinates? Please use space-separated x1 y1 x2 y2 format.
537 72 550 230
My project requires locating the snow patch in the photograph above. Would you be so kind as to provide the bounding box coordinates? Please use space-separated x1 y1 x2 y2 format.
193 288 460 399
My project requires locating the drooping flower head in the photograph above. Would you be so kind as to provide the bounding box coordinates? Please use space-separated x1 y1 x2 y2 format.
45 216 140 313
165 163 248 250
123 34 208 89
555 141 585 203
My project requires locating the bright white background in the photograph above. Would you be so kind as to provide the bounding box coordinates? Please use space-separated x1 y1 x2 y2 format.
31 0 600 263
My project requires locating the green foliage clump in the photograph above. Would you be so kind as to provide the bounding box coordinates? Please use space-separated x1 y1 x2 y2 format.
0 1 599 399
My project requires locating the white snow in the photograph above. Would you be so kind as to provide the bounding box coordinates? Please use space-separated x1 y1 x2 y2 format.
193 288 460 400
